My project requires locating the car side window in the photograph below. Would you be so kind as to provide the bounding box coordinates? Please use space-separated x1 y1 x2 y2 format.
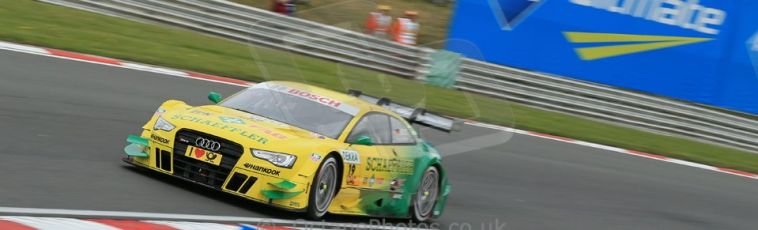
390 117 416 144
347 113 391 144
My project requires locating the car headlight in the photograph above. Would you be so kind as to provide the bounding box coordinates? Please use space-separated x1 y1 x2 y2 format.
252 149 297 168
153 116 176 132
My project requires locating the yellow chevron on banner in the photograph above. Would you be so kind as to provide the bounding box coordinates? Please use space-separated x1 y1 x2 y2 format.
563 32 712 61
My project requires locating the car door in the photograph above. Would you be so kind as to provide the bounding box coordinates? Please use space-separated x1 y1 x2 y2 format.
329 112 393 214
346 114 420 191
330 112 418 215
341 112 392 189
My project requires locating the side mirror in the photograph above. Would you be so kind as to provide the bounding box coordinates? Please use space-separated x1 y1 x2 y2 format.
352 135 374 146
208 91 223 104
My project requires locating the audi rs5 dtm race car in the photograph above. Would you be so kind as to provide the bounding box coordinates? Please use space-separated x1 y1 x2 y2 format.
123 81 460 221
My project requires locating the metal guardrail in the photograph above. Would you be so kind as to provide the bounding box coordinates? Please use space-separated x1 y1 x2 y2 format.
457 59 758 151
43 0 427 78
41 0 758 152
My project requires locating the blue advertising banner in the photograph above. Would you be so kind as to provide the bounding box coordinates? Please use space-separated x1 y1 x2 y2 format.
447 0 758 114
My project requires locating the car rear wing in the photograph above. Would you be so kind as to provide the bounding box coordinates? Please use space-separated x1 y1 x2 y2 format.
348 90 463 132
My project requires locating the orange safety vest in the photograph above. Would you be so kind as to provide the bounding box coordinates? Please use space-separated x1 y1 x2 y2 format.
365 12 392 35
391 18 419 45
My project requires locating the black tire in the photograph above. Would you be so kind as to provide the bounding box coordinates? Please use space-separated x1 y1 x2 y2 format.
306 156 339 220
411 166 440 222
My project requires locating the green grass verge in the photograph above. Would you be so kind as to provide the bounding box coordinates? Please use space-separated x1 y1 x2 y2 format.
3 0 758 173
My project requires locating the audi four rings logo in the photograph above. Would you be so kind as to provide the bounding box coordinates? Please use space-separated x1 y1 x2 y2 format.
195 137 221 151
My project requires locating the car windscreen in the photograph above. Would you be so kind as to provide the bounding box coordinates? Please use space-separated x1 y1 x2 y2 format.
220 87 354 139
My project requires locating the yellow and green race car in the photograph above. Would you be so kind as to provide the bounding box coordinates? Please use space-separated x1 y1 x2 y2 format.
123 81 458 221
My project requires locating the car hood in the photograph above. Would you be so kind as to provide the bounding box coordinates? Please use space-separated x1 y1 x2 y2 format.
162 105 333 148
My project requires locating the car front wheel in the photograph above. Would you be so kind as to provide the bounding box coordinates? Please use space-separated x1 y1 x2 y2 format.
306 156 338 220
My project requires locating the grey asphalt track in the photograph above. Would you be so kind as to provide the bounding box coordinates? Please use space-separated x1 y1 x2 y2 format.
1 49 758 230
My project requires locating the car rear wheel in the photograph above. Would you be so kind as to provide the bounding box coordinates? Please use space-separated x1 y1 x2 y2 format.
306 156 338 220
412 166 439 222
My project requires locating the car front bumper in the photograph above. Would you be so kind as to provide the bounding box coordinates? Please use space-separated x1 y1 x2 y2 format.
123 130 309 212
